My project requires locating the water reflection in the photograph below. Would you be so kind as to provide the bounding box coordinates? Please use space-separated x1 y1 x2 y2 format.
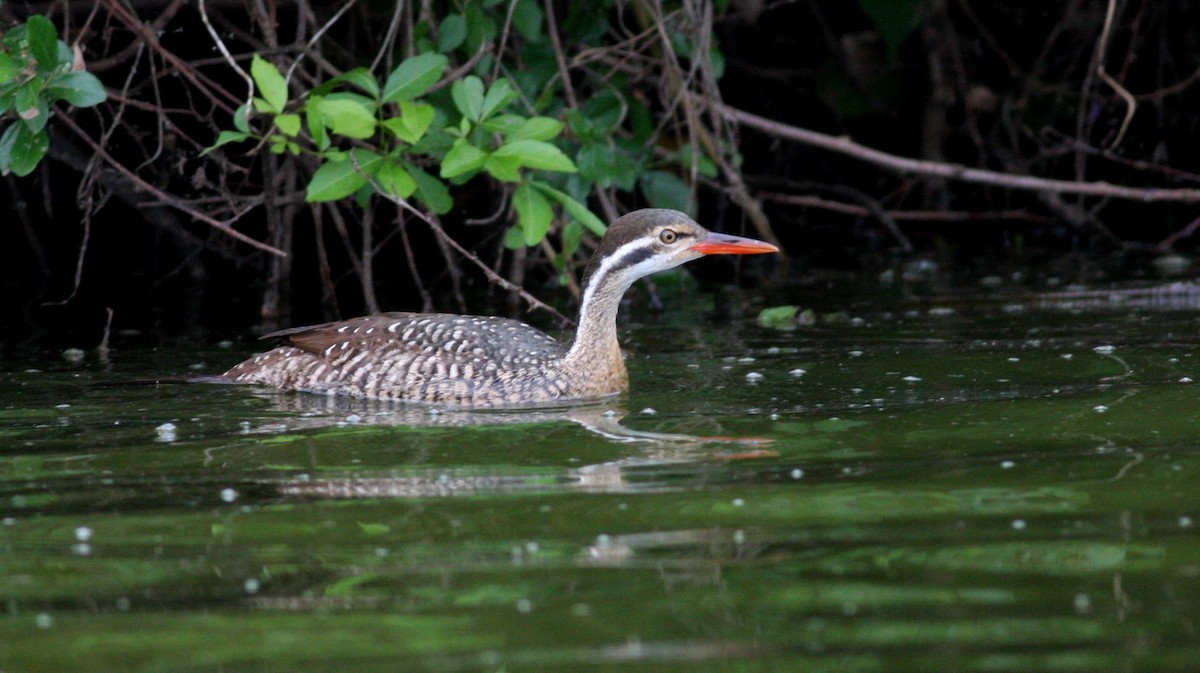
244 391 774 500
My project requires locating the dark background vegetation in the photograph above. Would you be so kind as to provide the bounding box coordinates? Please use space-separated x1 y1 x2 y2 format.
4 0 1200 351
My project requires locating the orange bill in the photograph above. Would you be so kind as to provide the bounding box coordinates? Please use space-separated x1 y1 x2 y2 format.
690 231 779 255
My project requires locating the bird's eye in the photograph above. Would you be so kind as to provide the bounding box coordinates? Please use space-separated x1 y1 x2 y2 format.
659 229 678 244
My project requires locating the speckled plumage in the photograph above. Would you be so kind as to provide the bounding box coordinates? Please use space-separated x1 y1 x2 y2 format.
223 209 777 406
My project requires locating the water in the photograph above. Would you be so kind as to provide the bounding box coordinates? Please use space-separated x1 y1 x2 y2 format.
3 290 1199 671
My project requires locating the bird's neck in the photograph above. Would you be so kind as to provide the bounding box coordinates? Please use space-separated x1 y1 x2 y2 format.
561 262 633 386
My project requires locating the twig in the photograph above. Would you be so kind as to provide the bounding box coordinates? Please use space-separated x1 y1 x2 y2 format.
97 307 114 358
54 108 286 256
760 192 1055 224
711 100 1200 203
196 0 252 115
378 191 573 325
287 0 358 84
1094 0 1136 148
1154 213 1200 252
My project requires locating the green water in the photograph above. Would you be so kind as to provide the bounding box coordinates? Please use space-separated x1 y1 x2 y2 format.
3 294 1199 672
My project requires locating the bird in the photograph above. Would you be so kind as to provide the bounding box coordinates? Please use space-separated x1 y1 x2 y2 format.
222 208 778 407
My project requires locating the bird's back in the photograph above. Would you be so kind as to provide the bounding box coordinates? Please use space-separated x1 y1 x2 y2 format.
223 312 578 405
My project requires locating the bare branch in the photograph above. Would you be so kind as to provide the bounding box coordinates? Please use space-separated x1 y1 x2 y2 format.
712 101 1200 203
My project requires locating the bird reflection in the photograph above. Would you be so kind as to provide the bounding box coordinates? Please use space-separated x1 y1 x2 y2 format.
242 392 774 500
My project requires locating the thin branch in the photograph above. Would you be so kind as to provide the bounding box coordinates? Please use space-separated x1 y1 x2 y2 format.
712 101 1200 203
378 192 572 325
1094 0 1136 148
54 108 286 256
761 193 1055 224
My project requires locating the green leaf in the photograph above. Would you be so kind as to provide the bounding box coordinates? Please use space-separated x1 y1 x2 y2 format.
305 97 327 149
250 55 288 113
15 85 49 134
405 162 453 214
440 138 489 179
305 149 382 202
463 4 498 55
233 103 251 133
479 78 515 121
0 53 20 82
576 143 617 186
481 113 525 135
513 182 553 247
438 15 467 53
512 0 545 42
669 143 718 178
640 170 693 215
316 98 377 139
26 15 59 73
45 71 106 107
382 52 448 103
450 76 485 122
0 122 49 177
333 67 380 98
385 99 434 144
756 305 799 331
275 113 301 136
376 160 417 198
503 225 525 250
562 220 583 255
511 116 563 141
492 139 576 172
530 182 605 236
483 153 522 182
200 130 252 156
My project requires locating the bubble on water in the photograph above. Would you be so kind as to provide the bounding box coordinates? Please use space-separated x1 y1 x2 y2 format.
1180 516 1194 529
1060 353 1073 360
220 488 239 503
244 578 260 594
745 372 763 382
1180 377 1194 383
35 613 53 629
1093 345 1115 355
1011 519 1027 530
71 543 91 556
789 368 807 376
345 413 362 423
902 375 922 382
733 529 746 544
1073 593 1092 614
1093 405 1108 413
849 350 864 357
640 407 656 415
155 422 177 442
516 598 533 613
75 526 93 542
1000 460 1015 469
1007 357 1020 362
791 468 804 479
732 498 745 507
738 357 756 363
